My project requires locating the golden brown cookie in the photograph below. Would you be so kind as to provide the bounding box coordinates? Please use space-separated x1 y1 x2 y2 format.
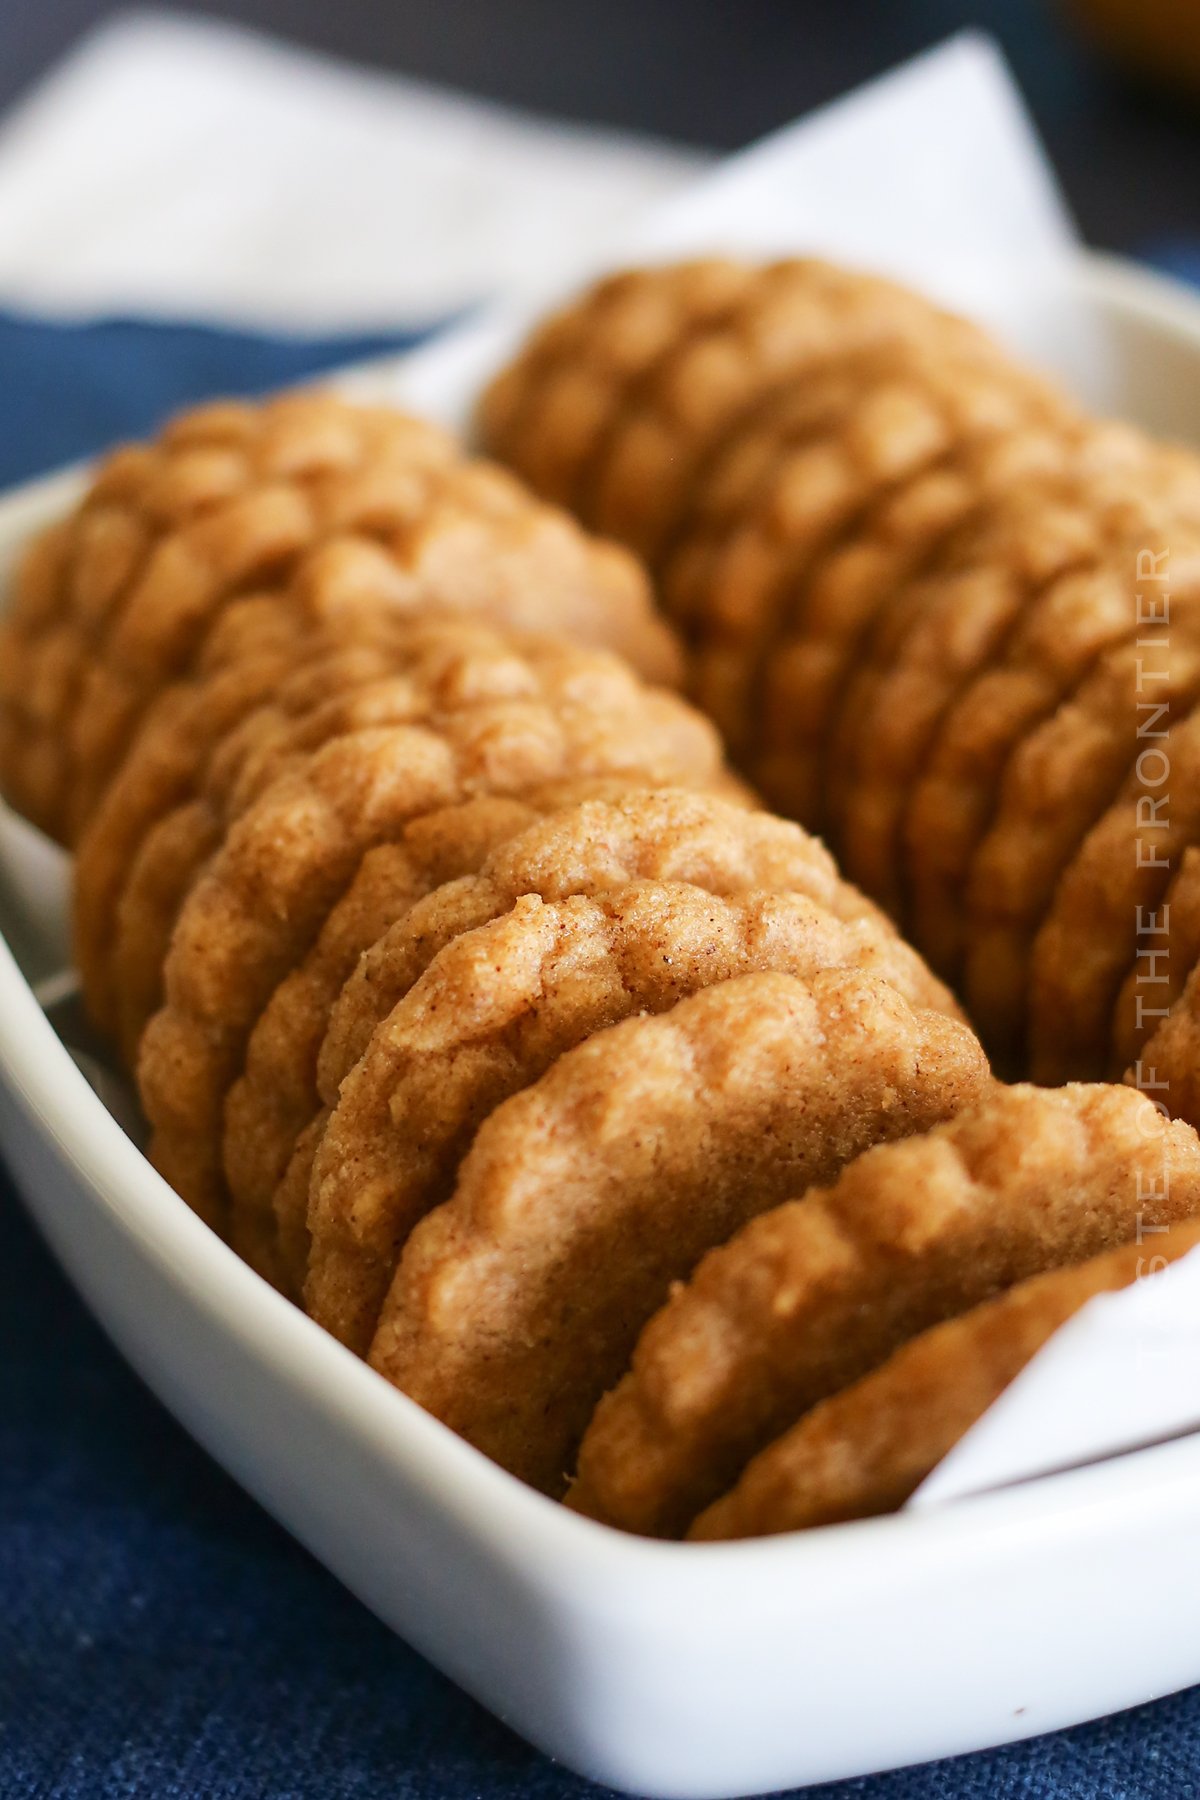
104 615 706 1064
690 1217 1200 1539
312 786 915 1106
272 1116 331 1299
0 425 256 682
228 781 816 1285
259 790 936 1295
0 504 158 836
74 590 425 1035
685 342 1073 768
477 275 612 457
1111 844 1200 1078
683 367 950 757
751 425 1073 835
965 630 1200 1068
583 259 1039 567
111 800 223 1069
1029 702 1200 1084
73 404 452 713
103 617 515 1060
902 474 1200 975
370 968 989 1493
136 640 732 1232
481 261 754 510
304 880 964 1357
65 452 679 840
476 273 621 472
568 1082 1200 1537
825 456 1099 917
825 421 1182 924
1128 924 1200 1128
222 791 561 1285
0 395 456 843
656 365 882 641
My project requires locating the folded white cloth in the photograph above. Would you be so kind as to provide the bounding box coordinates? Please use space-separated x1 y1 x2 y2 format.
0 11 707 331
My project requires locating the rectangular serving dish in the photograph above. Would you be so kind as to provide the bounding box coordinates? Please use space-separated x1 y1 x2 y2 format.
7 144 1200 1794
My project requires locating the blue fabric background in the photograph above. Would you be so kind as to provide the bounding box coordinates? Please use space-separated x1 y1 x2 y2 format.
3 282 1200 1798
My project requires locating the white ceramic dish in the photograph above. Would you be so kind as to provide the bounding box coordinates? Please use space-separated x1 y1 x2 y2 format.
5 251 1200 1798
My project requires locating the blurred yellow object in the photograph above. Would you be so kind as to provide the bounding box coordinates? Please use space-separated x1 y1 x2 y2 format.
1070 0 1200 97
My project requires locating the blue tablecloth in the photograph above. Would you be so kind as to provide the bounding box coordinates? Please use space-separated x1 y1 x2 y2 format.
4 293 1200 1799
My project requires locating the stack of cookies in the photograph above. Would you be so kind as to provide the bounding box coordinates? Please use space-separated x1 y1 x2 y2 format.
0 391 681 848
571 1085 1200 1536
0 387 1011 1527
2 276 1199 1541
481 257 1200 1103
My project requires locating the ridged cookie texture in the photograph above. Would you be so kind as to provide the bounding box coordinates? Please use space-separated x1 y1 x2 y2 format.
304 878 964 1355
485 257 1200 1124
233 787 902 1294
30 263 1200 1543
569 1084 1200 1537
135 627 733 1234
1 392 678 846
370 968 989 1495
691 1217 1200 1539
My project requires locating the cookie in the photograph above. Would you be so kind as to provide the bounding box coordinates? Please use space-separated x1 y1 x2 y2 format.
66 452 679 840
690 1218 1200 1539
103 617 512 1058
1111 844 1200 1077
826 447 1108 916
74 595 422 1034
67 406 459 817
1028 704 1200 1084
1128 919 1200 1129
684 365 950 756
568 1082 1200 1536
583 259 1028 564
229 779 796 1284
305 880 964 1356
825 421 1171 921
752 426 1073 835
0 428 252 681
370 968 989 1494
965 629 1200 1068
314 785 913 1108
136 643 733 1231
477 275 613 454
222 792 558 1284
106 618 708 1062
902 479 1200 974
257 790 940 1293
0 508 155 836
0 395 456 843
688 343 1073 769
482 261 753 510
657 365 880 641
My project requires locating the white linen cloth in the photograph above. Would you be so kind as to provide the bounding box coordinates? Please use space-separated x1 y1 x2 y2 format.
0 10 706 331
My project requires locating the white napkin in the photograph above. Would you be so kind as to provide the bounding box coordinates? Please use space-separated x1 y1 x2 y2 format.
0 10 706 331
368 32 1091 434
911 1244 1200 1506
